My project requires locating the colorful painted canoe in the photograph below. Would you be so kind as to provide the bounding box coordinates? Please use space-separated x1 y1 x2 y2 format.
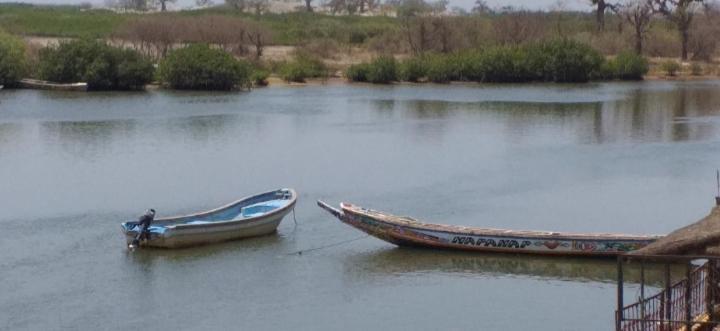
317 201 661 256
121 189 296 248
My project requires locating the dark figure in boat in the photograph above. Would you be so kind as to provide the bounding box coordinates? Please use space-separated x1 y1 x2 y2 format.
130 209 155 249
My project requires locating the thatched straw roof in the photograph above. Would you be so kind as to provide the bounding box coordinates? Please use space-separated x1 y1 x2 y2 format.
632 206 720 256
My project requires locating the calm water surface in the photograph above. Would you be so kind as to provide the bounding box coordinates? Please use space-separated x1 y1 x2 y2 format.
1 81 720 330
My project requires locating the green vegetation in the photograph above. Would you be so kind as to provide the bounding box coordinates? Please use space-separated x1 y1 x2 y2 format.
690 62 703 76
0 4 396 45
0 4 128 38
0 30 26 86
398 57 425 82
236 12 397 46
158 44 252 90
660 60 681 76
365 56 398 83
345 56 398 84
250 69 270 86
345 63 370 82
278 53 328 83
537 39 604 83
348 40 615 84
601 51 649 80
0 1 717 65
38 39 154 90
423 54 455 83
3 2 715 89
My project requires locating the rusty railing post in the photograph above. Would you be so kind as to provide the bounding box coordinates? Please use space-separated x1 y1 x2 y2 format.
665 263 672 330
617 256 624 331
640 260 646 331
685 262 692 330
708 260 716 323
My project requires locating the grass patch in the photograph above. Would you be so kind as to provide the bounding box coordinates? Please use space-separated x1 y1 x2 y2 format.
660 60 681 76
0 3 397 44
0 4 128 38
278 52 328 82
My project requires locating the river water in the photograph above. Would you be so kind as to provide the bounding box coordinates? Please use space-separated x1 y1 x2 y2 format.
1 81 720 330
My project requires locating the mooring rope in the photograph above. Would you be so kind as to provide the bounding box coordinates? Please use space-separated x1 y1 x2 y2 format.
283 207 300 236
285 234 370 256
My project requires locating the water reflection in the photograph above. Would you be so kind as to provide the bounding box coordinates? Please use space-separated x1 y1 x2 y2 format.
40 120 137 158
163 114 247 142
124 234 283 267
344 248 685 285
368 84 720 144
0 122 21 146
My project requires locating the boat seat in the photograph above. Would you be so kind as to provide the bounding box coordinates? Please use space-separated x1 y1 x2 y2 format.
240 200 287 218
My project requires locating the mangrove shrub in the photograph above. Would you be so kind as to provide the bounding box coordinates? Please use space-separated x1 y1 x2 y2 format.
345 63 370 82
538 39 604 83
424 55 456 83
346 56 399 84
349 40 611 84
660 60 681 76
158 44 251 90
0 31 27 87
398 57 426 82
279 53 328 83
39 39 154 90
365 56 398 84
602 51 649 80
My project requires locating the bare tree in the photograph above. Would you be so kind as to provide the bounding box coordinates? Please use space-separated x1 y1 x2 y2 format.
401 17 431 54
226 0 247 11
430 0 448 13
356 0 378 13
651 0 704 60
114 15 250 58
196 0 215 7
326 0 344 13
394 0 432 17
113 16 179 59
431 17 451 52
590 0 615 31
245 22 272 58
188 16 247 54
492 11 546 45
111 0 149 10
324 0 377 14
154 0 177 11
247 0 269 13
617 0 653 53
304 0 313 11
688 2 720 60
472 0 491 13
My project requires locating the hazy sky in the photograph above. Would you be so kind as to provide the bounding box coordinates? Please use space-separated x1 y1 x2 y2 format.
0 0 591 11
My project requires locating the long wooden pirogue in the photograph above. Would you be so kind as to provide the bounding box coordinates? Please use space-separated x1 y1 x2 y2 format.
318 201 661 256
19 79 88 92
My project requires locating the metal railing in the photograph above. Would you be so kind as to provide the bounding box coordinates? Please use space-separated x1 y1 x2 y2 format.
616 255 720 331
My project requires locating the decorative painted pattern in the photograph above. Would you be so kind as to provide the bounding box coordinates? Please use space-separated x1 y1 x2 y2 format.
324 202 657 256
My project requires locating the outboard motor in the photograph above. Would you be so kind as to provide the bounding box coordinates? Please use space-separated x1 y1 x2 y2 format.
129 209 155 249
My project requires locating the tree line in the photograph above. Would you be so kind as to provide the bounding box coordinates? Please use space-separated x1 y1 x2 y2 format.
588 0 712 60
101 0 718 62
